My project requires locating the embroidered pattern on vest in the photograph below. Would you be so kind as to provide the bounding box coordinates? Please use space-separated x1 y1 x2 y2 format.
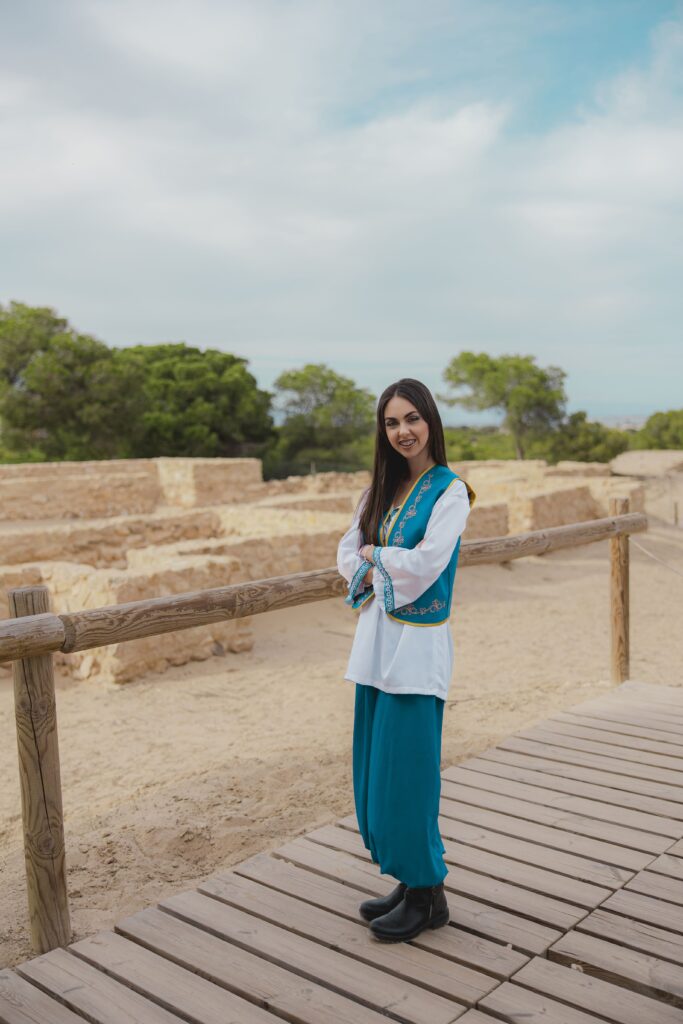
372 546 394 612
392 471 434 546
396 597 446 616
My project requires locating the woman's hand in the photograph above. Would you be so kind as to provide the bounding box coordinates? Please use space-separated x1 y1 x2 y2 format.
360 544 375 562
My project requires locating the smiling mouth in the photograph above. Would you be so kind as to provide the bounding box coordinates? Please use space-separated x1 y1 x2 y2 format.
399 439 416 448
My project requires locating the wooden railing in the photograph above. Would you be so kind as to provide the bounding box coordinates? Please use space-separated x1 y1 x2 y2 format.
3 498 645 955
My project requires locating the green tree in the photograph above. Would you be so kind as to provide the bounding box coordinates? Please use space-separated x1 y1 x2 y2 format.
267 363 375 476
632 409 683 450
527 411 630 463
439 352 567 459
118 343 274 458
1 332 145 461
0 301 70 391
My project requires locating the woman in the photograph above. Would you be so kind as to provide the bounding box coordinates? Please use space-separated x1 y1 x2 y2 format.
336 377 475 943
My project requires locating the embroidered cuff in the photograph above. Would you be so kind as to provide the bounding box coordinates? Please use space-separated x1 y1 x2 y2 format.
372 546 395 613
347 558 374 600
344 588 375 610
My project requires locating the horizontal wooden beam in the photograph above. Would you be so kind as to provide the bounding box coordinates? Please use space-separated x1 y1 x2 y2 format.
460 511 647 566
0 511 647 664
59 568 348 654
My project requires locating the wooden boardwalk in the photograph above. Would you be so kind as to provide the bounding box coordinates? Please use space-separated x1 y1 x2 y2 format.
5 681 683 1023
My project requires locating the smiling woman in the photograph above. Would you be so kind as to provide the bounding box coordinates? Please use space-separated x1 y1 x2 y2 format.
336 377 475 943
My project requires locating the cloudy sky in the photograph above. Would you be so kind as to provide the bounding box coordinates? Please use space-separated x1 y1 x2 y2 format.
2 0 682 423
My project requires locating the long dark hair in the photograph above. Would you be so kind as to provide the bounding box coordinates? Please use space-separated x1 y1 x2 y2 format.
358 378 449 546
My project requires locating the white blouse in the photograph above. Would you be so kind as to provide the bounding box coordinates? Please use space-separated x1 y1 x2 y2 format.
336 478 471 700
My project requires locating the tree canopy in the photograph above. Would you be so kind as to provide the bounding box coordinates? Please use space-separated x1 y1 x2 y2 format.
266 363 375 475
634 409 683 450
440 352 567 459
118 344 273 458
0 302 273 462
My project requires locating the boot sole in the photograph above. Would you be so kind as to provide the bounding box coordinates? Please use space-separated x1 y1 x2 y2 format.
370 909 450 942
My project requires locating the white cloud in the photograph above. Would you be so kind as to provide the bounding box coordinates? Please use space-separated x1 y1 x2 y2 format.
1 1 681 412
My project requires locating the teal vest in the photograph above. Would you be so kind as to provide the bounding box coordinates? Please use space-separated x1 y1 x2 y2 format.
346 464 466 626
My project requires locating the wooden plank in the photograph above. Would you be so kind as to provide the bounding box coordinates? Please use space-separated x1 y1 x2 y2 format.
475 747 683 807
16 948 186 1023
70 931 295 1024
668 838 683 857
602 889 683 934
272 839 563 953
567 704 683 736
433 818 632 888
550 928 683 1005
434 799 652 870
516 725 683 771
536 716 683 757
626 870 683 905
235 850 528 979
312 824 612 907
118 902 467 1024
441 776 671 854
578 908 683 967
479 980 616 1023
0 968 85 1024
554 711 683 747
443 763 682 839
188 873 498 1006
649 853 683 879
120 897 471 1024
499 735 683 787
509 955 683 1024
453 1014 499 1024
75 926 400 1024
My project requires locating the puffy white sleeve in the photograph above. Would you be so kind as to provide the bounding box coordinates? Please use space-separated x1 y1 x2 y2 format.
336 487 374 600
372 479 471 612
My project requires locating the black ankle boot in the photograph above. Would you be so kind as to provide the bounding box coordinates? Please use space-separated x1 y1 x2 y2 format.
369 882 449 942
359 882 407 922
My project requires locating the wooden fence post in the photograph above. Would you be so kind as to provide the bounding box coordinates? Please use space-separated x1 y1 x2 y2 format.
609 497 630 684
10 585 71 952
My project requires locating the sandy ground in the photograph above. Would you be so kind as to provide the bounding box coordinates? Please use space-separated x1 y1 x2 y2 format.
1 515 683 968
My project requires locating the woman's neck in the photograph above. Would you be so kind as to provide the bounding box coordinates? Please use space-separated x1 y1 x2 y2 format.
406 452 436 481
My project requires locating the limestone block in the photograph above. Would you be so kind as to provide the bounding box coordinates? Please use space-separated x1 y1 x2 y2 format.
463 503 508 539
0 509 223 569
255 492 358 514
546 461 612 477
0 472 160 521
212 506 350 539
0 458 156 479
584 478 646 516
610 450 683 477
127 528 348 580
45 556 253 684
508 485 600 533
155 457 264 507
259 470 370 497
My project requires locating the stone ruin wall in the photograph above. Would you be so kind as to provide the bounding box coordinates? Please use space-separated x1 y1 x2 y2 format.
0 453 666 684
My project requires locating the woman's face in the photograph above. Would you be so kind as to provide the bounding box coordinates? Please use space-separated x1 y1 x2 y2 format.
383 395 430 462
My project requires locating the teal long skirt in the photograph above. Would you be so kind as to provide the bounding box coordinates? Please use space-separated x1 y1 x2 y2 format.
352 682 447 888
